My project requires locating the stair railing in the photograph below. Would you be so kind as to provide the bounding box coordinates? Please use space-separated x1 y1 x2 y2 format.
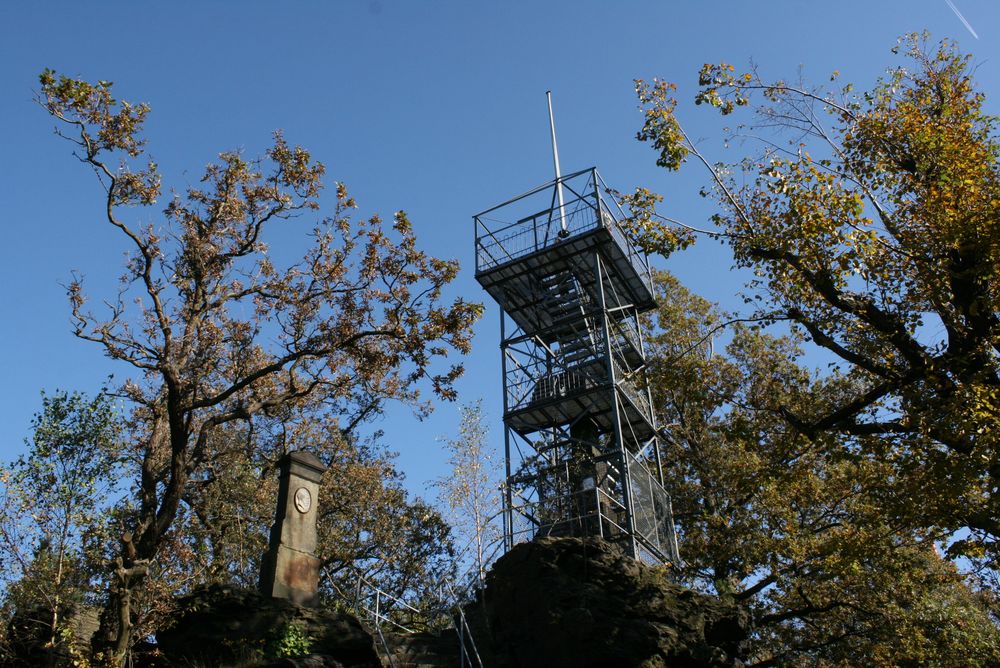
339 526 507 668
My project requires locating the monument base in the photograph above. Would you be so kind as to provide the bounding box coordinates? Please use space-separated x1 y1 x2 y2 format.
259 545 321 607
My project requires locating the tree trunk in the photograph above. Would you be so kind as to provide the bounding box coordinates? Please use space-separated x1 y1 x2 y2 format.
92 532 150 668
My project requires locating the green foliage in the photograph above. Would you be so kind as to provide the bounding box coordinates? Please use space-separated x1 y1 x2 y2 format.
635 79 690 170
267 619 313 659
617 186 696 259
0 390 123 662
633 33 1000 585
646 271 1000 665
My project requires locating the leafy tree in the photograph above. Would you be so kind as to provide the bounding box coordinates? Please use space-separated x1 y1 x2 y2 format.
317 433 456 607
0 406 458 659
647 271 1000 666
0 390 123 664
627 34 1000 575
169 420 276 589
433 401 502 587
38 71 481 664
165 411 455 608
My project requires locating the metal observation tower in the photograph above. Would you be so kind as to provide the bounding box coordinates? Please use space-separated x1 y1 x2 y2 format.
473 161 680 566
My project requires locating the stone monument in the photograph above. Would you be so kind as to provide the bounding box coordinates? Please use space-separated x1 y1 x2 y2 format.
259 450 326 606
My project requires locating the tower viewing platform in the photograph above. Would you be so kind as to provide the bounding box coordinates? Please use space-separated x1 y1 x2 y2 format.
474 167 680 567
475 167 655 336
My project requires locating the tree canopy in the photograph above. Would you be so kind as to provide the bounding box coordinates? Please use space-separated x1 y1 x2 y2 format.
647 271 999 666
627 33 1000 574
37 70 481 663
0 391 123 663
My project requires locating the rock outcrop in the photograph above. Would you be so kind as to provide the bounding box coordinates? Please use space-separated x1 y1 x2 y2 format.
467 537 749 668
145 538 746 667
2 603 100 667
382 630 463 667
155 584 381 668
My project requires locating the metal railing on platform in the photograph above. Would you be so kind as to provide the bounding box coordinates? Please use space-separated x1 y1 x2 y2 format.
474 168 653 296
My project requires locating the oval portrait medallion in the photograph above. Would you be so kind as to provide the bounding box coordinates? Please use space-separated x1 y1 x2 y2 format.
293 486 312 514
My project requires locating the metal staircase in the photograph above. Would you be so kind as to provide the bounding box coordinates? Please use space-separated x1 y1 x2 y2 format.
529 270 600 406
347 573 484 668
341 531 507 668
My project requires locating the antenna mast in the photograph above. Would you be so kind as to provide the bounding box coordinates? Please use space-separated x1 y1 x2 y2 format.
546 91 568 235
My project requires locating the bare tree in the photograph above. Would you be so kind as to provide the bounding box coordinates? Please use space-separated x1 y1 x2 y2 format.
433 401 502 585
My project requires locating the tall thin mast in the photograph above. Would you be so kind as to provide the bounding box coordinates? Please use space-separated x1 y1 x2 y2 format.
546 91 568 235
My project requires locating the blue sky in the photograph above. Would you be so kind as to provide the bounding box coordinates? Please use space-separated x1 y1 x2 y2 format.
1 1 998 498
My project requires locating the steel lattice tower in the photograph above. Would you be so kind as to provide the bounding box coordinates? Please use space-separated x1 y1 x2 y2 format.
474 167 680 565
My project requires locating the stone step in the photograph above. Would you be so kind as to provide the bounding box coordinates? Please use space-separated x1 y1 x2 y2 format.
381 630 460 668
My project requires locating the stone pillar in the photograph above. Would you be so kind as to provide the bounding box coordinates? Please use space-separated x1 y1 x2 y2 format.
259 451 326 607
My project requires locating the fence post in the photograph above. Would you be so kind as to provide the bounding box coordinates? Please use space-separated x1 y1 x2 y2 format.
596 487 604 539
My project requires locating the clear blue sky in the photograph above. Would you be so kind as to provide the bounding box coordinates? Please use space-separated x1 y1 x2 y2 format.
1 1 998 497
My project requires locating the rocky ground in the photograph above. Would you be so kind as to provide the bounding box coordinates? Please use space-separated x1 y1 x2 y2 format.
6 537 748 667
155 584 381 668
465 536 748 668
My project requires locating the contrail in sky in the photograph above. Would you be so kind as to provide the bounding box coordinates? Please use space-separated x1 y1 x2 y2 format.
945 0 979 39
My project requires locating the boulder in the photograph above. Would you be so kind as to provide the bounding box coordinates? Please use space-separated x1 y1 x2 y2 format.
469 537 749 668
150 539 747 667
2 603 99 667
155 584 380 668
382 630 462 668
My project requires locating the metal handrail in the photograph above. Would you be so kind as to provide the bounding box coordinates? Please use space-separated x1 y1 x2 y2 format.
594 171 653 291
476 195 597 273
342 556 493 668
478 188 595 241
474 168 650 279
444 509 507 600
473 167 596 219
